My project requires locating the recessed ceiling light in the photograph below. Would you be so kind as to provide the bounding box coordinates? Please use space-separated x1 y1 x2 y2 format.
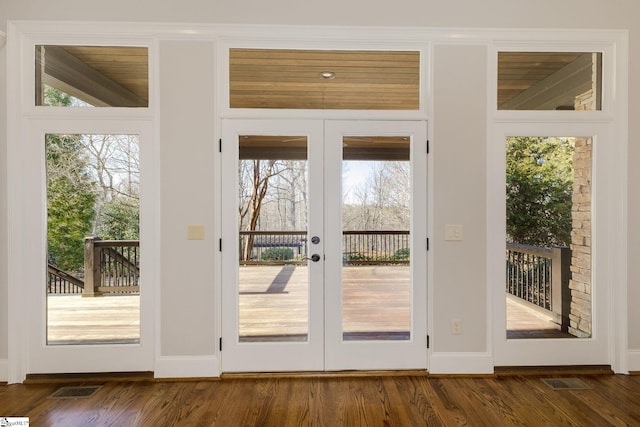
320 71 336 79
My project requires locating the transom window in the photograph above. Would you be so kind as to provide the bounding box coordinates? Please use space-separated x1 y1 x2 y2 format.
498 52 602 111
229 48 420 110
36 45 149 108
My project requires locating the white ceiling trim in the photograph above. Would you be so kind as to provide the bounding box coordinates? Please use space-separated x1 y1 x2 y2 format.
8 20 627 45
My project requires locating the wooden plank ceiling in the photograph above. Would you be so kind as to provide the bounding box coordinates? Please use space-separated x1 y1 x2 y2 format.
230 49 420 110
39 45 148 107
63 46 149 103
497 52 597 110
239 135 410 161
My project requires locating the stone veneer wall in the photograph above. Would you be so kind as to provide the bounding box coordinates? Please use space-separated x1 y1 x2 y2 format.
568 136 592 338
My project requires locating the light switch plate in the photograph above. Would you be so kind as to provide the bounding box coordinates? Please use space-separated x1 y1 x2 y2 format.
445 224 463 241
187 225 205 240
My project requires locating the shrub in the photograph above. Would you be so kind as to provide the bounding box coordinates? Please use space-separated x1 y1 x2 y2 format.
393 247 410 260
343 252 369 262
261 247 294 261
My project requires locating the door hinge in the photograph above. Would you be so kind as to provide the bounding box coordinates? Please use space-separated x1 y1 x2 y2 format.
219 337 222 351
427 238 430 251
219 138 222 153
427 140 430 154
427 335 430 348
219 238 222 252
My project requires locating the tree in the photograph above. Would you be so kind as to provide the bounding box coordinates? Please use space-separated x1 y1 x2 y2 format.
506 136 574 247
238 159 280 260
342 161 410 231
96 196 139 240
83 134 140 236
46 88 97 271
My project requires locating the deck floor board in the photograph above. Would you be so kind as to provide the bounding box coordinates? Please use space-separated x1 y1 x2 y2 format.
47 265 572 343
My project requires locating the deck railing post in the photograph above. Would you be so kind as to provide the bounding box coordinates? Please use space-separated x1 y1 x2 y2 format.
83 236 103 297
551 246 571 332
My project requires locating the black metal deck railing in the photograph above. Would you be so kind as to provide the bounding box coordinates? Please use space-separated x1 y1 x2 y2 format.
238 230 410 265
506 242 571 330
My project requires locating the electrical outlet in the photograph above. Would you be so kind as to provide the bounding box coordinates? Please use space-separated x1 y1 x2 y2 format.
452 319 462 335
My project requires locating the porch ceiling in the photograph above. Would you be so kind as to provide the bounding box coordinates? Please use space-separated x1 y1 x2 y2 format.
239 135 411 161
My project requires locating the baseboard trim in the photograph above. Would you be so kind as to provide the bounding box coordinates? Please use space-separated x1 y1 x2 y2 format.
154 355 219 379
0 359 7 383
429 352 493 375
25 371 154 384
222 370 429 380
628 350 640 373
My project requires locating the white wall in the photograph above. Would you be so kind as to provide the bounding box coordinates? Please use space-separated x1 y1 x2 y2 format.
0 0 636 28
432 45 487 353
158 40 217 358
1 0 639 375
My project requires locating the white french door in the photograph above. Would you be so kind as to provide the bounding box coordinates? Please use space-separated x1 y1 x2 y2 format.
221 119 428 372
221 119 325 372
24 120 155 375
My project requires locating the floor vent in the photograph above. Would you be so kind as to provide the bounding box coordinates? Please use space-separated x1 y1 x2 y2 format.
541 378 591 390
48 385 103 399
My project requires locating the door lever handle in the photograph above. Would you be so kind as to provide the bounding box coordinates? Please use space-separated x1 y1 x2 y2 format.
306 254 321 262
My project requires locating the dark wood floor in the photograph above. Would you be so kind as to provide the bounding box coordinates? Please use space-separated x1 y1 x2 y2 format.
2 373 640 426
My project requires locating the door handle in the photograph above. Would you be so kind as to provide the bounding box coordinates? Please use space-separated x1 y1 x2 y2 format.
306 254 321 262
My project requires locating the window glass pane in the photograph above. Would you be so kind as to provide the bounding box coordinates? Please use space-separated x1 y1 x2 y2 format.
505 136 592 339
46 134 140 345
36 46 148 107
498 52 602 111
341 136 411 341
230 49 420 110
237 135 310 342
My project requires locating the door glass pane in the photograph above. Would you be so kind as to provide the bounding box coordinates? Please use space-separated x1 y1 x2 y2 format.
36 45 149 107
506 136 592 339
341 136 411 341
498 52 602 111
238 135 309 342
46 133 140 345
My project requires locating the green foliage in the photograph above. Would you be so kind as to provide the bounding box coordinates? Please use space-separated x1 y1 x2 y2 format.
47 135 97 272
260 247 294 261
506 137 574 247
393 247 410 260
97 197 140 240
343 252 368 262
43 85 73 107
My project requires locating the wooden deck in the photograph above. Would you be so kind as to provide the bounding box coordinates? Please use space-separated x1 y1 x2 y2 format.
506 294 575 339
47 265 571 344
47 295 140 345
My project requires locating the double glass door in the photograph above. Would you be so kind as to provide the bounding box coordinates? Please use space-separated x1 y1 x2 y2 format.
220 120 427 372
